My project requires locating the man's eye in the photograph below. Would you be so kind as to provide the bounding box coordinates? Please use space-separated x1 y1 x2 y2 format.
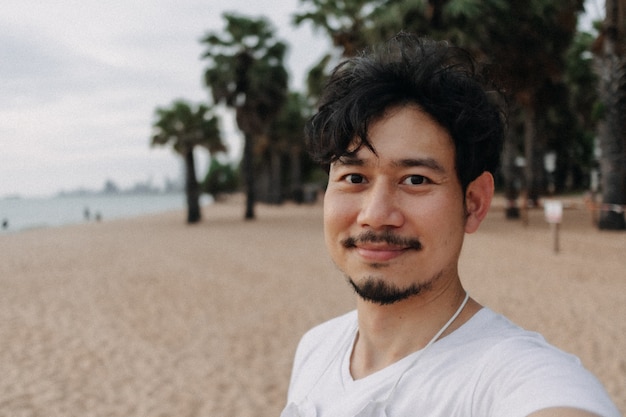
345 174 365 184
403 175 428 185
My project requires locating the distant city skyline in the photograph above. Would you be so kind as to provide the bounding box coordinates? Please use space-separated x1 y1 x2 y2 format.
54 175 184 197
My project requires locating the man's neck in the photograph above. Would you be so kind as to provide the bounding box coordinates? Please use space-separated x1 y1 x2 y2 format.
350 286 480 380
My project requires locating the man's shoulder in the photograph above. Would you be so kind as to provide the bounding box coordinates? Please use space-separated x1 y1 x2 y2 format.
454 309 620 417
287 310 358 400
292 310 357 367
455 307 548 346
297 310 357 355
452 308 581 369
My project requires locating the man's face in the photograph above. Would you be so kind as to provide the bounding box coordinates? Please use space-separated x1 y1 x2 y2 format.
323 105 468 305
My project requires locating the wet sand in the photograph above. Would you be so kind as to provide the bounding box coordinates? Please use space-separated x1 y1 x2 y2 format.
0 195 623 416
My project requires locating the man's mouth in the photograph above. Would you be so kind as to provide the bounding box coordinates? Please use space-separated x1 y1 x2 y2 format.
341 230 422 262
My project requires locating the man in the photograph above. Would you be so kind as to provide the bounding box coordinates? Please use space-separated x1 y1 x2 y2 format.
281 34 620 417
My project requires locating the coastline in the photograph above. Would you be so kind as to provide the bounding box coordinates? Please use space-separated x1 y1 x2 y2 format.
0 195 623 415
0 192 190 234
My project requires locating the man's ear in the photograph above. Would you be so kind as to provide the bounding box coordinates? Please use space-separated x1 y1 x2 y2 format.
464 172 494 234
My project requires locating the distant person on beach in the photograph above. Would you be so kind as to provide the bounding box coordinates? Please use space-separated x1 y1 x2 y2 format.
281 34 619 417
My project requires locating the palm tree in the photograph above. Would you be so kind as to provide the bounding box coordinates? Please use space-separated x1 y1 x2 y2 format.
201 13 289 220
293 0 389 57
557 31 599 193
489 1 583 205
151 100 225 224
593 0 626 229
266 91 311 203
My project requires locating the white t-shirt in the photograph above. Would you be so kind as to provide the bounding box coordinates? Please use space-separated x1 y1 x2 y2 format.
283 308 620 417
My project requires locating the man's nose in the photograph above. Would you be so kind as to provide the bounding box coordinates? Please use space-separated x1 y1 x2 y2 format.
356 181 404 229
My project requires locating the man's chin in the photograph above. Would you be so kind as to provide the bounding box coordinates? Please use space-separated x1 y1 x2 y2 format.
347 276 427 306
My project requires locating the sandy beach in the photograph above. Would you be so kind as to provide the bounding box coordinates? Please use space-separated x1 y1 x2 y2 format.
0 195 624 416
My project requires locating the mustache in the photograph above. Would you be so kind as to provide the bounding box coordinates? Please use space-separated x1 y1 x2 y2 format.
341 230 422 251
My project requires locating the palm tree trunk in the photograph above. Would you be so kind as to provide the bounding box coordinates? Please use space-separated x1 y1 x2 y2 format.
290 146 303 203
269 149 283 205
597 115 626 229
502 128 521 219
243 134 256 220
523 105 543 207
596 0 626 229
184 149 201 224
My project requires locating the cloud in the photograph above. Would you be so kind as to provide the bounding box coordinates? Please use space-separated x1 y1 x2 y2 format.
0 0 329 197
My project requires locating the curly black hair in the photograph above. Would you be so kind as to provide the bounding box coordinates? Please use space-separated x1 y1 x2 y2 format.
305 32 506 191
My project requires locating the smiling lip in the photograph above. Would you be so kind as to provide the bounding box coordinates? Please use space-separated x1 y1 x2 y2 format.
355 245 409 262
342 232 422 262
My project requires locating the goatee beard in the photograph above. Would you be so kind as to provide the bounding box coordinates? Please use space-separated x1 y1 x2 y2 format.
347 276 432 305
342 230 428 305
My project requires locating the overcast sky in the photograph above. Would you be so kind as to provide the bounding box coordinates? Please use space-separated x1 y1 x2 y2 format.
0 0 329 197
1 0 603 198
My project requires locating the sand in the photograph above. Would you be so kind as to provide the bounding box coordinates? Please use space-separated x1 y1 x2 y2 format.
0 195 623 416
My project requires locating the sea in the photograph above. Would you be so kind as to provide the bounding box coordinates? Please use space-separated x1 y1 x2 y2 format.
0 193 203 234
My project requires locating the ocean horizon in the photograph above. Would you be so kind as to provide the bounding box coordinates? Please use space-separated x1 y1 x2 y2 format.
0 193 209 234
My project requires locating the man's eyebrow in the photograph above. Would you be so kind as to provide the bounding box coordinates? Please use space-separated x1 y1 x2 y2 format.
392 158 446 172
334 156 446 172
335 155 365 166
